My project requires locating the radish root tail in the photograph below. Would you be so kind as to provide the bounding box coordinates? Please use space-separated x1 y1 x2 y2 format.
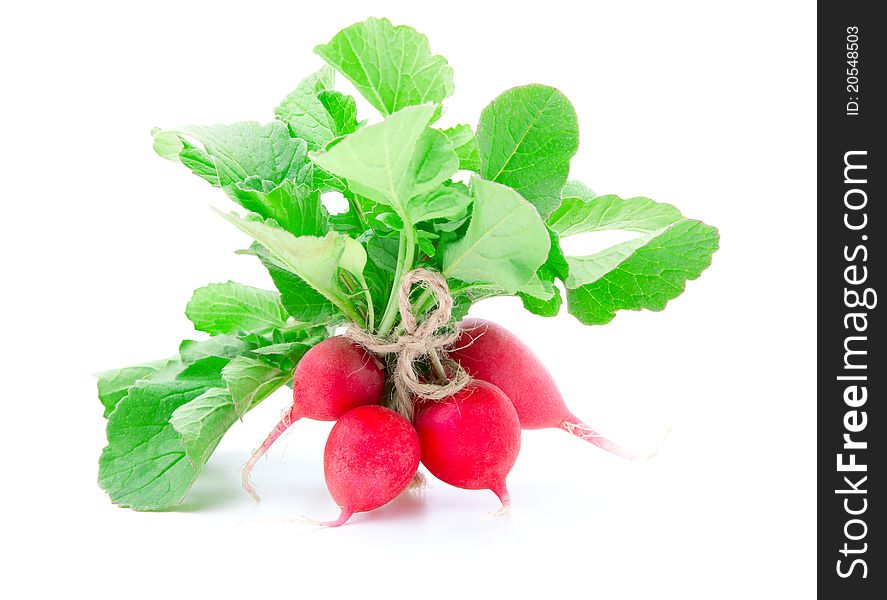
241 408 298 502
319 508 354 528
561 419 641 460
645 424 673 461
485 485 511 519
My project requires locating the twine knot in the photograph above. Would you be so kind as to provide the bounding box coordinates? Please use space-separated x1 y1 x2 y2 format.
344 268 470 419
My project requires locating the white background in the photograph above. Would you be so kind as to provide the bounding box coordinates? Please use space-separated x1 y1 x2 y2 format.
2 1 816 598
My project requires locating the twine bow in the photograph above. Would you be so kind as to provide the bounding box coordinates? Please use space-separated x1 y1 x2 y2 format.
344 268 470 418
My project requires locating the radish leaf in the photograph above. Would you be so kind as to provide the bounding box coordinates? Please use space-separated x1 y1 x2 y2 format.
96 359 178 418
477 85 579 219
170 388 239 476
518 227 569 317
222 356 290 416
274 66 339 149
229 180 329 236
179 335 252 362
406 183 472 225
310 105 457 222
220 212 366 324
546 188 718 324
152 121 311 189
98 357 229 510
315 17 454 116
442 177 550 293
251 244 341 322
440 125 480 172
185 282 288 336
565 219 719 324
98 321 326 509
548 190 684 236
317 90 362 138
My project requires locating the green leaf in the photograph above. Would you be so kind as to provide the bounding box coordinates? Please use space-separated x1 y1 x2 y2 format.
477 85 579 219
415 230 438 258
340 235 369 279
169 388 239 475
98 357 227 510
251 244 340 323
310 105 458 224
251 340 319 371
442 177 550 293
96 359 178 418
229 180 329 236
517 274 556 300
366 232 399 270
152 121 311 189
406 183 472 225
98 328 301 510
412 129 460 198
185 282 288 336
440 125 480 171
220 212 364 319
518 227 568 317
315 17 454 116
178 335 253 362
548 189 684 236
565 219 719 325
561 179 596 201
376 212 404 231
177 355 231 379
274 66 338 149
519 280 562 316
317 90 362 138
328 192 379 237
222 356 290 416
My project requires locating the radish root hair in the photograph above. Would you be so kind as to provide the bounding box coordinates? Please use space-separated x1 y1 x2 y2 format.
406 470 427 492
241 407 297 502
562 419 671 460
484 486 512 520
561 419 640 460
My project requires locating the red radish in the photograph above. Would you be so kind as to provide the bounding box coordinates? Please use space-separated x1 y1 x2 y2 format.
449 318 639 459
241 336 385 500
322 405 421 527
414 381 521 512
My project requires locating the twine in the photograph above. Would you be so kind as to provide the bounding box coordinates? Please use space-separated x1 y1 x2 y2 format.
344 268 469 419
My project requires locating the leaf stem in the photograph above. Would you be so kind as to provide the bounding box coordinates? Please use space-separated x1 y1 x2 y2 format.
281 321 314 333
395 287 436 335
338 299 366 328
428 349 448 382
347 192 369 230
338 273 364 325
377 224 415 336
362 284 375 330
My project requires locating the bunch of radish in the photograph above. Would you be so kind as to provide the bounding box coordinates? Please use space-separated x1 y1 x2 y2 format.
97 17 716 516
241 318 639 526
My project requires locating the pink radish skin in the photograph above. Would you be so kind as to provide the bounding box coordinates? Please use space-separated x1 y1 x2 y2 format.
241 337 385 500
449 318 638 459
322 405 421 527
414 381 521 511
